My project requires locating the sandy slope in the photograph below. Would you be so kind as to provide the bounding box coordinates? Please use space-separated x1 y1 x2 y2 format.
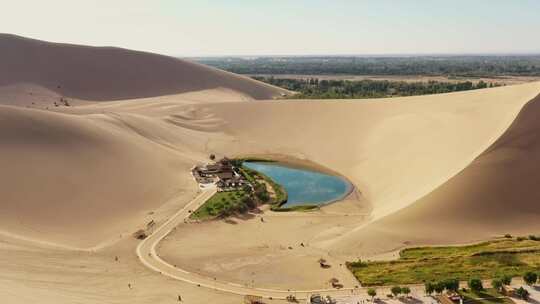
155 82 540 287
44 79 538 289
204 83 540 221
3 35 540 302
0 235 254 304
159 209 364 291
340 92 540 256
3 81 536 252
0 105 203 248
0 33 288 107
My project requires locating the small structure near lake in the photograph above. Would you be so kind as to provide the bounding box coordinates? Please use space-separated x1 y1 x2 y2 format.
192 157 250 191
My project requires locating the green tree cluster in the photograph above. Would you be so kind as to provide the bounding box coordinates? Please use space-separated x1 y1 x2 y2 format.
468 278 484 292
516 287 529 299
424 279 459 295
253 77 501 100
200 55 540 77
523 272 538 285
367 288 377 300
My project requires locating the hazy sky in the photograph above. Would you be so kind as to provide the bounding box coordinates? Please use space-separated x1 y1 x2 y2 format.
3 0 540 56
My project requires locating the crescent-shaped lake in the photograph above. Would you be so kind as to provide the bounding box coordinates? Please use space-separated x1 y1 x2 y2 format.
243 162 352 208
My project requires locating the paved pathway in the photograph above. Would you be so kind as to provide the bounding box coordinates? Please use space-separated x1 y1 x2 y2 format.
136 189 360 300
137 190 540 303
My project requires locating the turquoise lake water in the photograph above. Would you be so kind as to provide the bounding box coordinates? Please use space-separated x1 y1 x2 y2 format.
243 162 352 207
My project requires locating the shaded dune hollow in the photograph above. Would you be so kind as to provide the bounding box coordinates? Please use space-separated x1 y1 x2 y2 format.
336 92 540 256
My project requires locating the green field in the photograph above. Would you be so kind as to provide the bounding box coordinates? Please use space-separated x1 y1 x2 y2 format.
190 190 249 220
347 238 540 286
191 161 285 220
459 288 513 304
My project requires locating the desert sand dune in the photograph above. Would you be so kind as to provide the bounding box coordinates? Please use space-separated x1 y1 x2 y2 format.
4 81 535 250
0 83 90 108
3 35 540 302
0 105 205 248
0 33 287 106
200 83 540 222
338 92 540 256
153 83 540 284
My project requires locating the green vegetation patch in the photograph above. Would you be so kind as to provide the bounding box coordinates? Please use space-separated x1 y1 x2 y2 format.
191 158 323 220
459 288 513 304
241 164 288 208
191 159 292 220
238 167 258 186
347 239 540 286
197 56 540 77
254 77 499 99
257 171 288 207
235 157 276 163
190 190 252 220
271 204 318 212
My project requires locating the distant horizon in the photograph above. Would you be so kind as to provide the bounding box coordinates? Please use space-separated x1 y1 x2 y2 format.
3 1 540 57
186 52 540 59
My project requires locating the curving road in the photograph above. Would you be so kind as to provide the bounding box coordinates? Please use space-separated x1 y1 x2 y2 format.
136 189 357 300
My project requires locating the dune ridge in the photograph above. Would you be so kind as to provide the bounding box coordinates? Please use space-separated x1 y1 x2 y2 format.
3 82 539 249
200 83 540 222
341 91 540 256
154 83 540 291
0 105 204 248
0 33 287 106
2 34 540 257
3 35 540 303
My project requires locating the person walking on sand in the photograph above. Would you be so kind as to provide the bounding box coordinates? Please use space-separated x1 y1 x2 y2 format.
178 294 182 302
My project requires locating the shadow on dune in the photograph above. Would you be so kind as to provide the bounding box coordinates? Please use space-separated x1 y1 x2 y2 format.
0 34 285 101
